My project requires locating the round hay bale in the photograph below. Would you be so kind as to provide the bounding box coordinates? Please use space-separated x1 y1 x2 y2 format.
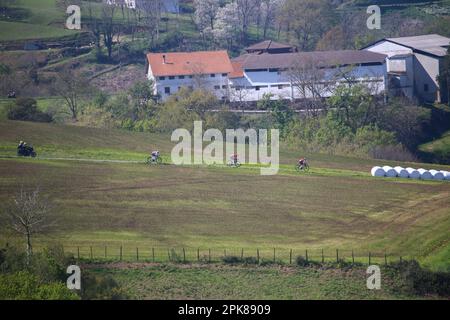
417 168 433 180
406 167 420 179
371 166 385 177
440 171 450 180
429 170 445 180
394 166 409 178
382 166 397 178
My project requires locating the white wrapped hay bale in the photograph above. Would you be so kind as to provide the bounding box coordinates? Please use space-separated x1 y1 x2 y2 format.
394 166 409 178
440 171 450 180
429 170 445 180
371 166 385 177
406 167 420 179
417 168 433 180
382 166 397 178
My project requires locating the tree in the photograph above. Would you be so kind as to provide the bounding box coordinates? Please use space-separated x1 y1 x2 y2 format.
212 2 240 49
194 0 221 31
288 55 328 116
235 0 260 45
139 0 163 46
257 93 293 137
260 0 284 39
127 80 157 121
52 70 91 120
438 46 450 106
4 187 54 264
280 0 334 50
177 88 218 121
327 84 377 133
101 2 119 60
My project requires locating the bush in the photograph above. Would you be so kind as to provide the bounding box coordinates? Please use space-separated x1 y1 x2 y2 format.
80 271 127 300
7 98 52 122
387 260 450 297
0 271 79 300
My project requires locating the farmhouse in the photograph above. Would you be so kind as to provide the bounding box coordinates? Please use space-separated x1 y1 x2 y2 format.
363 34 450 103
146 34 449 104
146 51 234 101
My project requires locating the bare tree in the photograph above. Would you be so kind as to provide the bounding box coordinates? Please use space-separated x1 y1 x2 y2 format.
4 187 54 263
52 70 91 120
288 56 328 116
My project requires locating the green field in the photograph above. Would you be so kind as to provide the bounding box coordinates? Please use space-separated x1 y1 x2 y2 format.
0 120 449 273
85 263 425 300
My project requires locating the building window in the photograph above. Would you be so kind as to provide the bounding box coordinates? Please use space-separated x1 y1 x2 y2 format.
179 75 185 79
424 84 429 92
169 76 175 80
269 68 278 72
222 73 227 77
255 86 260 91
164 87 170 94
159 76 165 80
278 85 283 90
210 74 215 78
189 75 193 78
214 85 220 90
222 85 227 89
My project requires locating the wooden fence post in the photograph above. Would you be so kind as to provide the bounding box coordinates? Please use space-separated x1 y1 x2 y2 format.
183 248 186 263
241 248 244 260
90 246 93 260
336 249 339 262
368 252 371 265
352 250 355 264
197 248 200 262
77 246 80 260
152 248 155 263
322 249 324 263
384 251 387 266
305 249 308 263
120 246 122 261
168 249 171 262
136 247 139 261
105 246 107 259
257 249 260 264
273 248 276 262
289 249 292 264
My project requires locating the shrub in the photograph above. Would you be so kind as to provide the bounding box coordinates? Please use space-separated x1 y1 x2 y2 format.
387 260 450 297
7 98 52 122
0 271 79 300
222 255 241 264
80 271 127 300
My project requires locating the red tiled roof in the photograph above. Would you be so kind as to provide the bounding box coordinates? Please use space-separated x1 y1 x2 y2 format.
147 51 233 77
229 61 244 78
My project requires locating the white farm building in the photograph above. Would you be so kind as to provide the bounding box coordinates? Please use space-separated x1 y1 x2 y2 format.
146 35 450 104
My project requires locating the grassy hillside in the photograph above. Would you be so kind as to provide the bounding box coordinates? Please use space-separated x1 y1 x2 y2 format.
0 121 449 271
0 0 79 41
419 130 450 164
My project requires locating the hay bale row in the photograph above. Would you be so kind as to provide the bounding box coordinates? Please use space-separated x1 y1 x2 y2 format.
371 166 450 181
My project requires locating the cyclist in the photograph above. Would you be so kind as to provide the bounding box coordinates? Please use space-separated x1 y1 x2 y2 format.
151 150 160 162
230 153 238 166
298 157 308 170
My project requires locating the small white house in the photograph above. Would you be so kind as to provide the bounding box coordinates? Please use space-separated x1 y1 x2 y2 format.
363 34 450 103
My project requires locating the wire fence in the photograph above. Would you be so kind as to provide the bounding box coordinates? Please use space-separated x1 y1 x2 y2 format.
61 245 407 266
